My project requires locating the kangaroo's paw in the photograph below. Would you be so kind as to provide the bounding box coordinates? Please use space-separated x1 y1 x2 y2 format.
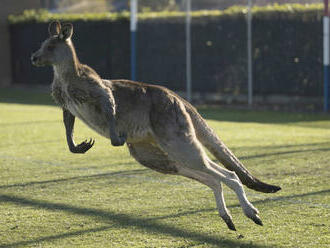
243 204 263 226
111 133 127 146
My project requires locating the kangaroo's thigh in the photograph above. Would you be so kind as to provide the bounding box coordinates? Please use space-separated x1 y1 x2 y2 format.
150 94 195 141
127 142 178 174
150 95 207 167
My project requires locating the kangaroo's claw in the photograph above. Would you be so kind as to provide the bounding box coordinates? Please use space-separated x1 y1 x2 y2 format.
251 215 263 226
71 138 95 153
225 219 237 231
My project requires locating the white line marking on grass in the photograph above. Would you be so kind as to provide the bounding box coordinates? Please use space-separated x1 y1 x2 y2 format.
0 120 60 127
0 139 62 148
0 154 67 167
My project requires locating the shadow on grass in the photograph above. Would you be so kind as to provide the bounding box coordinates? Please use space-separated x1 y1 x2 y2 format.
211 142 330 166
233 142 330 151
0 169 148 189
0 225 114 248
241 189 330 208
0 189 328 247
239 147 330 161
0 194 274 248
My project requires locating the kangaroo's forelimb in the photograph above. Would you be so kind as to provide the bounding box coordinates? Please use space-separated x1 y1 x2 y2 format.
63 108 95 153
99 93 127 146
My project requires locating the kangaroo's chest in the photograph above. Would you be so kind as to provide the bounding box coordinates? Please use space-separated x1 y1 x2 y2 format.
52 83 109 136
52 83 88 110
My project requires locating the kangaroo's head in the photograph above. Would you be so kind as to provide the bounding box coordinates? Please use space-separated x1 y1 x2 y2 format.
31 21 74 67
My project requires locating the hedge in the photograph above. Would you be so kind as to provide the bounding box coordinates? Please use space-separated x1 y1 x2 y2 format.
8 4 324 23
8 4 325 97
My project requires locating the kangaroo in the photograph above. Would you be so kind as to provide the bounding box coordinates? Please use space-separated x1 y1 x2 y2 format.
31 21 281 231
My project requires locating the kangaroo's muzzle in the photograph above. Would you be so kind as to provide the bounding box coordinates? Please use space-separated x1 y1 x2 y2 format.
31 52 46 67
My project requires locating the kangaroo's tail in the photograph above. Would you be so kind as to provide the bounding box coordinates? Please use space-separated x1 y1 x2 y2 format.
184 103 281 193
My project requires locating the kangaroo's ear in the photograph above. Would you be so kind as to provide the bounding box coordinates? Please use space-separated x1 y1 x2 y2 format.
59 23 73 40
48 20 61 36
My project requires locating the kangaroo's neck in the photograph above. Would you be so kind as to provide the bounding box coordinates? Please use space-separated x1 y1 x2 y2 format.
53 41 81 82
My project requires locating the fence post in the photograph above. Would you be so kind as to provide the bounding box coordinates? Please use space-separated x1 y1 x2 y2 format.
130 0 137 81
247 0 253 107
324 0 330 112
185 0 192 102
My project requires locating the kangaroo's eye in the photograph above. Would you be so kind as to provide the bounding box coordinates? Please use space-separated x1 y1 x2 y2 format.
47 45 55 52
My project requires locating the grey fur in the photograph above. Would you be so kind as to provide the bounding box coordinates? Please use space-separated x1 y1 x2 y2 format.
31 21 281 230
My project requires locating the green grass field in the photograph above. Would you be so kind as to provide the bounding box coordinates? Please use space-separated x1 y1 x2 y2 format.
0 88 329 248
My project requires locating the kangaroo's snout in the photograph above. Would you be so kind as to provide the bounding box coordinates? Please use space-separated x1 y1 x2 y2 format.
31 54 38 64
31 51 48 67
31 53 41 66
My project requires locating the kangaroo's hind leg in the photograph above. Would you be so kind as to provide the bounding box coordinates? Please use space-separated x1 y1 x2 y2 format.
185 104 281 193
178 167 236 230
155 136 262 226
150 98 262 226
128 142 236 230
205 157 261 224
